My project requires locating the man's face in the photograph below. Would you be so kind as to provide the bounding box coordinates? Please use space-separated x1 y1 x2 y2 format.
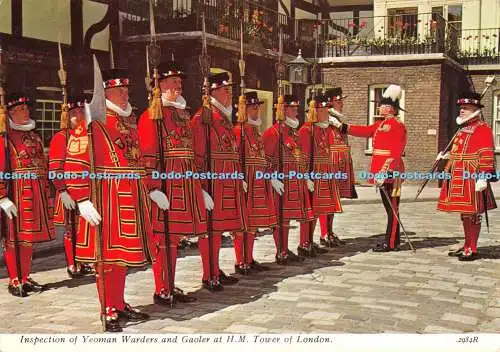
211 85 232 107
317 107 329 122
105 86 129 110
332 99 343 112
69 107 85 129
246 104 261 120
459 104 478 118
379 104 396 116
9 104 30 125
159 76 183 101
284 105 298 120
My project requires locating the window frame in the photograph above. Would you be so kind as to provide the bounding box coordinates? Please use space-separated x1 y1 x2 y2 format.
494 90 500 152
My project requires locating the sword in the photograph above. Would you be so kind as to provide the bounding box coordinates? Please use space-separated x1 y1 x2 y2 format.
378 184 416 253
84 55 107 331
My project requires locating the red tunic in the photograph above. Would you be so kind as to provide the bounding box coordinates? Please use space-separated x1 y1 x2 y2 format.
262 122 313 222
0 127 55 244
234 122 278 232
138 106 207 236
329 126 357 198
191 107 247 232
298 122 342 216
347 117 407 186
64 112 153 266
48 130 71 225
438 119 497 214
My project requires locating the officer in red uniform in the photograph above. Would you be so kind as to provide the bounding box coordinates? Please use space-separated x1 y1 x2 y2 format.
262 95 313 264
318 87 356 247
437 91 497 261
233 91 277 274
330 85 407 252
48 96 92 278
0 93 55 296
65 69 151 331
138 60 206 304
191 71 242 291
298 92 342 257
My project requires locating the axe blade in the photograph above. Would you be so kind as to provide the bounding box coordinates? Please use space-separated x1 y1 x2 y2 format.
84 55 106 126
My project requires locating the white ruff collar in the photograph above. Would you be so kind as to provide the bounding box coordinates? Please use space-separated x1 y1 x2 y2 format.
328 108 344 119
210 97 233 120
285 117 299 129
456 109 481 126
106 99 132 117
247 117 262 127
162 92 187 110
315 121 330 129
9 119 36 131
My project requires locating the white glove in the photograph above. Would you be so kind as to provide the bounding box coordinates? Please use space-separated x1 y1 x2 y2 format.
149 189 170 211
375 174 386 186
77 200 102 226
60 191 76 210
306 179 315 193
242 181 248 193
202 190 214 211
435 152 449 161
271 179 284 196
0 197 17 219
328 115 342 128
475 179 487 192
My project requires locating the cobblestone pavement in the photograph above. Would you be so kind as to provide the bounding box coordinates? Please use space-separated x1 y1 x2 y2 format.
0 200 499 333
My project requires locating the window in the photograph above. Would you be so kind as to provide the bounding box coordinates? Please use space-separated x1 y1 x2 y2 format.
494 92 500 151
34 99 62 148
448 5 462 35
367 84 405 153
387 7 418 39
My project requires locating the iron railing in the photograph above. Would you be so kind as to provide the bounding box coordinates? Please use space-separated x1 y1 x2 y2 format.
456 27 500 65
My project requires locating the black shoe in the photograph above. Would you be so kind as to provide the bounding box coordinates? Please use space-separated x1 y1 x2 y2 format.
286 249 305 262
219 270 239 285
372 243 397 252
101 314 122 333
448 248 464 257
173 287 197 303
8 284 28 297
320 237 336 248
312 242 328 254
202 279 223 292
117 304 149 321
297 246 316 258
250 260 270 271
24 278 48 292
275 254 288 265
330 234 346 246
79 264 93 275
458 252 480 261
153 292 175 306
67 267 83 279
234 264 251 275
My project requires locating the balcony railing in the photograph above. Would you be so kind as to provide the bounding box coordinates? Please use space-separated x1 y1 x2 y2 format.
119 0 300 54
456 28 500 65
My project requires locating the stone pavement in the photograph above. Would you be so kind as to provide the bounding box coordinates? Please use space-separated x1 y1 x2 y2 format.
0 200 499 333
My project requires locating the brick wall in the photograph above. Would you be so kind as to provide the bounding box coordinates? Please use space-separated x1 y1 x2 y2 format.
323 61 450 185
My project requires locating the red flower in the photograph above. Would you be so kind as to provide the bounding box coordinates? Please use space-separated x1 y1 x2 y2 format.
360 21 367 29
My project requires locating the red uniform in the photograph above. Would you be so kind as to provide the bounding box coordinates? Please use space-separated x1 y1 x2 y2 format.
191 106 247 281
263 122 313 258
319 125 357 241
65 111 153 312
138 105 207 295
0 126 55 285
438 119 497 255
48 130 80 269
234 122 277 267
298 122 342 249
345 116 407 249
